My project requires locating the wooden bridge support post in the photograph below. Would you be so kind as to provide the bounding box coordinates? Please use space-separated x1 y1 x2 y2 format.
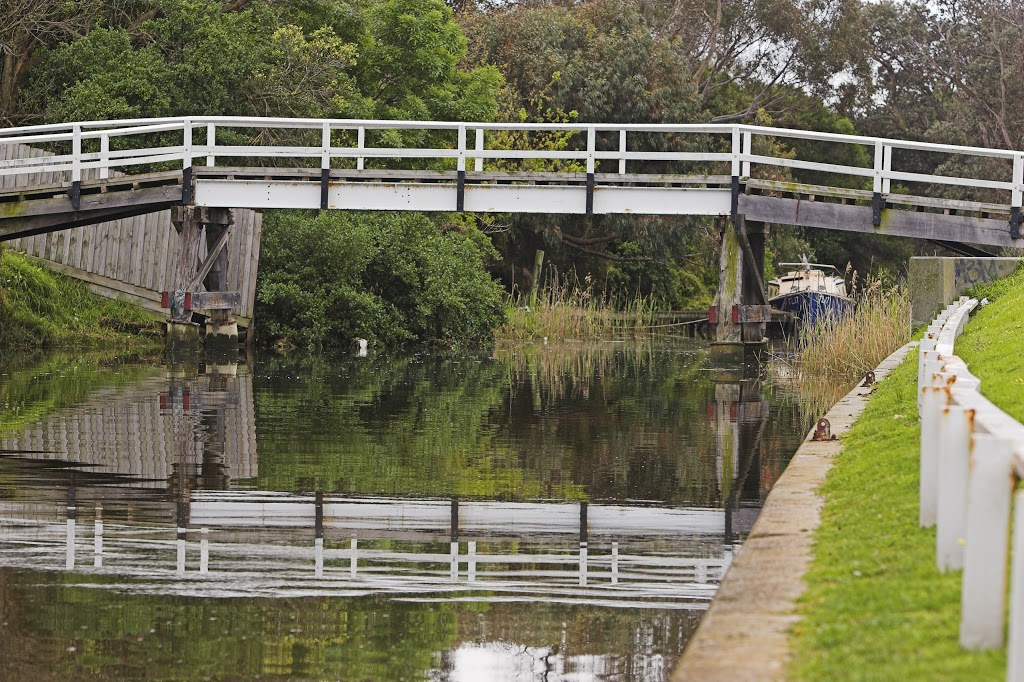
741 220 768 344
202 217 238 354
166 207 238 353
712 215 768 360
167 207 203 349
713 216 743 351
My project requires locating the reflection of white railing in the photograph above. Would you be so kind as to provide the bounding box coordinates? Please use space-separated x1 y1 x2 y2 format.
0 515 729 607
1 116 1022 213
918 297 1024 679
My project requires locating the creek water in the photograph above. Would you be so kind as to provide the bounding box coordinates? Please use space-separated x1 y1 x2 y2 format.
0 341 809 681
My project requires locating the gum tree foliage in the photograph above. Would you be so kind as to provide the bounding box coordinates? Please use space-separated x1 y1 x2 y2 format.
460 0 871 305
25 0 502 124
461 0 718 307
20 0 505 351
849 0 1024 207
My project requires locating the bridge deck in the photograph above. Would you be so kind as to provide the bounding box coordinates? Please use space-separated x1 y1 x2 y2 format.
0 168 1015 247
1 116 1021 248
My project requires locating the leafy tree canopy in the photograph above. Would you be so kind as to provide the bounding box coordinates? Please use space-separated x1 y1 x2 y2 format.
22 0 502 124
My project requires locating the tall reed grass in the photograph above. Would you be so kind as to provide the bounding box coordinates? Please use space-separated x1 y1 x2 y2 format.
496 273 657 341
798 277 910 402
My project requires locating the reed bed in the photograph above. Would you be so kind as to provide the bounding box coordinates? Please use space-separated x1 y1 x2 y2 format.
496 275 657 341
798 278 910 399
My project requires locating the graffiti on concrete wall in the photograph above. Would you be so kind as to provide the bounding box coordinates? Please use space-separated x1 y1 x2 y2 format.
954 259 1019 288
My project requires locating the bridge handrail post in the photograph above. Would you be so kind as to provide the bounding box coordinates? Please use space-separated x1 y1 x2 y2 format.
741 130 751 178
871 140 886 226
586 126 595 174
1013 154 1023 238
872 140 884 194
206 123 216 167
619 129 626 175
882 144 892 194
730 127 740 178
99 133 109 180
357 126 365 171
474 128 484 172
183 118 193 169
321 122 331 210
70 124 82 209
457 125 466 172
321 121 330 170
1014 154 1023 208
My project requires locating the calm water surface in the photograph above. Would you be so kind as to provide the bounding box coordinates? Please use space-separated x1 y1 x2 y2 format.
0 342 808 681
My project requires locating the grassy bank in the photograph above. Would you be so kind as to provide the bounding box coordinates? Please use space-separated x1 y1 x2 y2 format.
789 272 1024 680
954 266 1024 420
0 249 162 356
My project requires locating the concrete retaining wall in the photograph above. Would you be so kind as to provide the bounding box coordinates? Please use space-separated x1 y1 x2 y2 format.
909 257 1021 326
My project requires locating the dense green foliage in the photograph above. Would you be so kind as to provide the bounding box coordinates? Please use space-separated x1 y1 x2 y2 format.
22 0 502 124
0 250 161 355
256 210 505 350
791 352 1004 680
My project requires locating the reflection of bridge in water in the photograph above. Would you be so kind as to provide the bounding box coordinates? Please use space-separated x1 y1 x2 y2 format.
0 492 729 608
0 359 779 609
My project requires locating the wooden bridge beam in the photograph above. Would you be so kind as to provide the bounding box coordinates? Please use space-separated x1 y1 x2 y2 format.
740 194 1018 249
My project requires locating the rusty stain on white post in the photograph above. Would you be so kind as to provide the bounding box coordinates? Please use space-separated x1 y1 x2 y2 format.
937 404 974 571
920 385 947 527
960 435 1014 649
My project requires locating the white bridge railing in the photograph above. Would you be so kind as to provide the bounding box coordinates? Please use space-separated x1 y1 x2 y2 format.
1 116 1022 220
919 296 1024 678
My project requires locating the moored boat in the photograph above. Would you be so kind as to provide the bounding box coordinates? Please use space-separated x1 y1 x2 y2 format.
768 262 853 326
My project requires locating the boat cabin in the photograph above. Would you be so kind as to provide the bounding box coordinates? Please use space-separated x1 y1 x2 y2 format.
767 264 848 299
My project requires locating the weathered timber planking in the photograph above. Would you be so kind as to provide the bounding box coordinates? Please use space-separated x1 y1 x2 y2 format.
5 144 261 324
739 194 1016 248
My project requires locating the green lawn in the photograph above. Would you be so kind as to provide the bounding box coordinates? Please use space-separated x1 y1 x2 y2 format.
786 268 1024 680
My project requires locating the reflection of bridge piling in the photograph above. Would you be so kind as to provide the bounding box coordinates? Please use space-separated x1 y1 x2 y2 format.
711 375 768 544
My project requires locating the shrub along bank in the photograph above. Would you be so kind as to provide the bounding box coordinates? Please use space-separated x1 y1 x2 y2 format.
0 249 161 356
789 270 1024 680
254 210 506 352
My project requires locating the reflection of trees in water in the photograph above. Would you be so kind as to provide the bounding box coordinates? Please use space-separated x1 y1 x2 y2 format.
0 352 159 435
254 343 808 508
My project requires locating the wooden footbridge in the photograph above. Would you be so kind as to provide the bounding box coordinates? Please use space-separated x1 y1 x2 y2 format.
2 116 1021 343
